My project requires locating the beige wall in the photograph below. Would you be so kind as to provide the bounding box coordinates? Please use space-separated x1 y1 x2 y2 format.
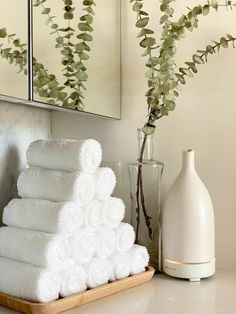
0 101 51 222
53 1 236 270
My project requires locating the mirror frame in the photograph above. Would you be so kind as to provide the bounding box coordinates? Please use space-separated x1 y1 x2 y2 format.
0 0 121 120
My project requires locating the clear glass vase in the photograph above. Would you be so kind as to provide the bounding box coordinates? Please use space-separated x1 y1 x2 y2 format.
128 129 164 271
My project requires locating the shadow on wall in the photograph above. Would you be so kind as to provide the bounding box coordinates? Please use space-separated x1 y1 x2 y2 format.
0 145 20 225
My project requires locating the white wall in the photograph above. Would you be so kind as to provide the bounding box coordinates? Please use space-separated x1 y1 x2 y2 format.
52 1 236 270
0 101 51 222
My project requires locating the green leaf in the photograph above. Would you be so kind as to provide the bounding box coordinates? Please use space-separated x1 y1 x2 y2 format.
175 74 186 84
83 7 95 15
42 7 51 14
140 10 149 16
77 33 93 41
202 4 210 15
78 23 93 32
136 17 149 28
140 37 156 48
137 28 154 38
83 0 96 5
220 37 228 48
211 0 218 10
133 2 142 12
142 123 156 135
56 37 64 44
80 14 93 24
64 12 74 19
206 45 215 54
0 28 7 38
78 52 89 60
75 42 90 52
192 54 204 64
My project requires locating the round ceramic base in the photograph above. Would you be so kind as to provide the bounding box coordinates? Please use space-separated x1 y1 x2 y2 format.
163 258 215 281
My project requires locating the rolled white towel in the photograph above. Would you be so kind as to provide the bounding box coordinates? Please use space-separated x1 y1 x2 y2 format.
94 167 116 201
17 167 95 204
109 252 130 281
0 257 60 302
27 138 102 173
129 244 150 275
60 265 87 297
3 199 83 235
114 223 135 252
101 197 125 228
85 258 110 288
95 227 115 259
0 227 72 270
69 229 96 264
83 200 102 231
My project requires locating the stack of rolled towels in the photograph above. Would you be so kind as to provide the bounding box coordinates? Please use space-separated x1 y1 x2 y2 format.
0 139 149 303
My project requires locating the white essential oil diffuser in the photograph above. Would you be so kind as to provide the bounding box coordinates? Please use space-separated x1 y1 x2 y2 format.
162 149 215 281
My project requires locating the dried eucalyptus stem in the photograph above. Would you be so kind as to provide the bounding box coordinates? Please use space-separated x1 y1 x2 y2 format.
131 0 236 242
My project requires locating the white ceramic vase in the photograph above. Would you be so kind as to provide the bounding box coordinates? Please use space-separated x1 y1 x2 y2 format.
162 149 215 281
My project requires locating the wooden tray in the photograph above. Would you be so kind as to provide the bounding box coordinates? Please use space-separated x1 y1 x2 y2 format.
0 267 154 314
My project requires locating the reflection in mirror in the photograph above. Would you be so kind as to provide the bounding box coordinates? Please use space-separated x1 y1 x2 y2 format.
33 0 121 118
0 0 28 100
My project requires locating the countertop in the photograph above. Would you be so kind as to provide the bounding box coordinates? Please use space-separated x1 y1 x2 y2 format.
0 271 235 314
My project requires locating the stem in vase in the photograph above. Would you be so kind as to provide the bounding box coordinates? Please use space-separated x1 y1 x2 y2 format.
135 133 153 242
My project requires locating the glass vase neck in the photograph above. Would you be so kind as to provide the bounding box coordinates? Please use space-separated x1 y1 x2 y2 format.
137 129 154 161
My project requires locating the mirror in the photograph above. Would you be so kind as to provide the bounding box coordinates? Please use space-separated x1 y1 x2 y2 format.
0 0 28 100
0 0 121 119
32 0 121 118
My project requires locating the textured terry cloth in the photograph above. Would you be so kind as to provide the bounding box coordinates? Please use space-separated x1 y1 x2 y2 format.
69 228 97 264
114 223 135 252
27 138 102 173
94 167 116 201
17 167 95 204
0 257 60 302
0 226 72 270
101 197 125 229
60 265 87 297
109 252 130 281
3 198 83 235
95 227 115 259
129 244 150 275
84 258 110 289
83 200 103 231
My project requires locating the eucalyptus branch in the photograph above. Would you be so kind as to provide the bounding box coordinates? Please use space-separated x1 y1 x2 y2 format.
175 35 236 85
69 0 96 110
171 1 236 40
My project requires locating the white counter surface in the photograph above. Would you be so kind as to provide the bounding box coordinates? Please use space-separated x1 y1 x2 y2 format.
0 271 235 314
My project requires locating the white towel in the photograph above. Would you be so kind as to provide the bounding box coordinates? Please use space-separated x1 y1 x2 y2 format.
101 197 125 228
60 265 87 297
17 167 95 204
27 138 102 173
109 252 130 281
114 223 135 252
129 244 149 275
0 257 60 302
83 200 102 231
0 227 72 270
3 199 83 235
85 258 110 288
94 167 116 201
69 229 96 264
95 227 115 259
